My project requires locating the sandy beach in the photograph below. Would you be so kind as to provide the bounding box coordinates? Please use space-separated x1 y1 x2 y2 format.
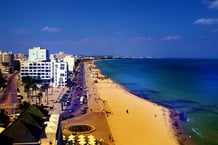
86 61 180 145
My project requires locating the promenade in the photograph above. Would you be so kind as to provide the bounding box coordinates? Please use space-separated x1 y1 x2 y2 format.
61 62 116 145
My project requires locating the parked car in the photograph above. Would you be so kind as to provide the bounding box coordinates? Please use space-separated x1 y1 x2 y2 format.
68 109 74 113
81 107 88 114
61 113 74 120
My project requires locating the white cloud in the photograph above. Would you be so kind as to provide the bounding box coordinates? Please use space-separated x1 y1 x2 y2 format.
202 0 218 9
208 0 218 9
193 18 218 24
162 35 183 41
41 26 61 32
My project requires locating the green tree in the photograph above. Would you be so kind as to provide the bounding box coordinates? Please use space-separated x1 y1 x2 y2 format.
22 76 41 104
19 101 30 110
0 73 7 90
37 91 43 106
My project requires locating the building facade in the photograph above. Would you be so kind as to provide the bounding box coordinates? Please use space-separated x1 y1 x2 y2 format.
0 51 14 74
20 47 68 87
63 55 75 72
29 47 49 62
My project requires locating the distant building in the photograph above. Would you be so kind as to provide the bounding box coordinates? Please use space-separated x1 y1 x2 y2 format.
20 47 68 87
0 50 14 74
29 47 49 62
63 55 75 72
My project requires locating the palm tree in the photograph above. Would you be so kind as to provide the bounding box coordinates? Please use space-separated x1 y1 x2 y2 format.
31 83 39 103
45 83 49 105
50 77 54 93
40 83 49 105
24 81 31 102
37 91 43 106
22 76 40 104
0 73 7 90
19 101 30 110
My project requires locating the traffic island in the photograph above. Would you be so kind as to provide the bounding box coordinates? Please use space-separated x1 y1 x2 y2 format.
65 124 96 135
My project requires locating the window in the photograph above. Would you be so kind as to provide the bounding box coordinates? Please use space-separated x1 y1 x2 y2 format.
60 64 65 70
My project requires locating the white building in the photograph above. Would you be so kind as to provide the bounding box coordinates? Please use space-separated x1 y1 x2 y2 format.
20 47 68 87
29 47 49 62
20 61 52 80
50 55 68 87
63 55 75 72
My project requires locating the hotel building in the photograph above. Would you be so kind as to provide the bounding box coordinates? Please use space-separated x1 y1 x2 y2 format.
20 47 68 87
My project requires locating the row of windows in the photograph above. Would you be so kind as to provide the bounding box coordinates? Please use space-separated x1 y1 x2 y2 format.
20 75 51 79
20 73 51 76
22 67 51 69
22 66 66 70
20 73 67 78
21 70 51 72
29 63 51 66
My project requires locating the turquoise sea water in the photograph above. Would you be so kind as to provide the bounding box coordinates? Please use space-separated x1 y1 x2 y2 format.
95 58 218 145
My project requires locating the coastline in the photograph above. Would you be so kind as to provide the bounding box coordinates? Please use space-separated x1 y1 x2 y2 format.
86 60 194 145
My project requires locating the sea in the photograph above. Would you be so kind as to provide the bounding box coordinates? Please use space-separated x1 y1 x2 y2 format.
95 58 218 145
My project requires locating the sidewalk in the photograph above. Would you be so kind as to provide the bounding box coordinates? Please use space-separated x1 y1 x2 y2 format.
46 87 67 114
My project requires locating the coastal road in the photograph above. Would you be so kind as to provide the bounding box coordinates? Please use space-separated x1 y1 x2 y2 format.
61 62 88 119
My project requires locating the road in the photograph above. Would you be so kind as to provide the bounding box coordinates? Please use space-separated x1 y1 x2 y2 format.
0 71 19 114
61 62 88 120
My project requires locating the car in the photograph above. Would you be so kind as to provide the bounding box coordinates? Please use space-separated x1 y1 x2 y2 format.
81 107 88 114
61 113 74 120
66 101 71 106
74 101 78 106
68 109 74 113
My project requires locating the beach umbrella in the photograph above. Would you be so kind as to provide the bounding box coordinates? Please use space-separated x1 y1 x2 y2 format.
68 134 75 140
78 138 86 142
79 140 86 145
78 134 85 138
68 138 75 142
88 135 95 139
68 135 75 144
88 138 96 141
88 140 96 145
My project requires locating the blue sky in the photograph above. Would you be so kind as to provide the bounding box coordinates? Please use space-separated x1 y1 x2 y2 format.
1 0 218 58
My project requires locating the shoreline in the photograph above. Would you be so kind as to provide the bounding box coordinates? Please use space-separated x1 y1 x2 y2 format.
123 90 195 145
86 60 194 145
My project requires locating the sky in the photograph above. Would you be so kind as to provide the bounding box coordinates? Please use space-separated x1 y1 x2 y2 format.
1 0 218 58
